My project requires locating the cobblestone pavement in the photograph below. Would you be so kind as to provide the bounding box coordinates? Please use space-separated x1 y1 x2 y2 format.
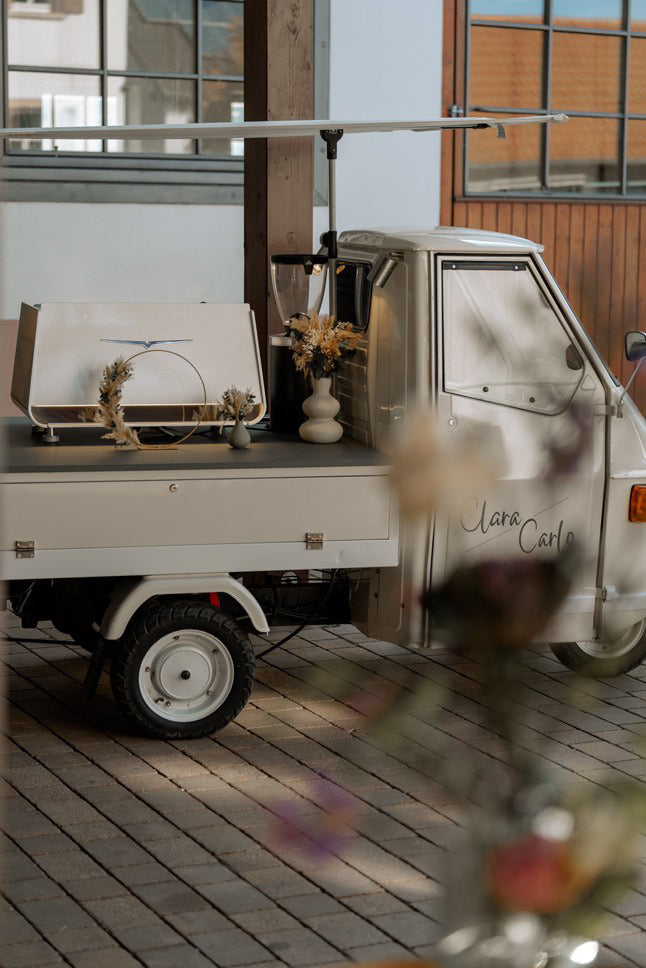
2 611 646 968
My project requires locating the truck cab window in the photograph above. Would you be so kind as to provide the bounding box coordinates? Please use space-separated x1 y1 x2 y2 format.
442 260 584 414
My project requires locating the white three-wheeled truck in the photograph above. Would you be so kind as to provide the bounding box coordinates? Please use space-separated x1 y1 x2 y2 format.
1 118 645 739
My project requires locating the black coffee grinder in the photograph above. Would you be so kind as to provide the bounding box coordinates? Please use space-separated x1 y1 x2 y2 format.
269 253 328 434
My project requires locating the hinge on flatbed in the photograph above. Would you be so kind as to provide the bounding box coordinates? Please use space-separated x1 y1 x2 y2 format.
15 541 35 559
305 532 324 550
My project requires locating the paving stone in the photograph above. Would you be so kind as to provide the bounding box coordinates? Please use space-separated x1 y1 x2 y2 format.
258 927 343 966
304 911 390 948
0 940 64 967
138 945 216 968
193 927 273 965
17 896 96 934
110 921 187 950
133 881 213 915
67 948 142 968
196 879 276 913
3 878 66 903
371 909 437 947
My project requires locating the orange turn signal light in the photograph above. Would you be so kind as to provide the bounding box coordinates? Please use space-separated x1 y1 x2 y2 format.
629 485 646 522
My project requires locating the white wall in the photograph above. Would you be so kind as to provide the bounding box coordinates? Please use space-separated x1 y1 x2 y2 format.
0 0 444 320
315 0 444 243
0 203 243 316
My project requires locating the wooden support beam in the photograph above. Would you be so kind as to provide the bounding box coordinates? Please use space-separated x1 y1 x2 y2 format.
243 0 314 387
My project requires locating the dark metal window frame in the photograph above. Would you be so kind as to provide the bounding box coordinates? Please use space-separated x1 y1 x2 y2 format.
0 0 244 203
465 0 646 199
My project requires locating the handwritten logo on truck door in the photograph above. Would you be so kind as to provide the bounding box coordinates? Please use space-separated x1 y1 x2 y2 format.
461 497 575 554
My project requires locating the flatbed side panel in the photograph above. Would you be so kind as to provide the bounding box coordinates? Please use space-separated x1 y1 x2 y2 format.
2 475 391 550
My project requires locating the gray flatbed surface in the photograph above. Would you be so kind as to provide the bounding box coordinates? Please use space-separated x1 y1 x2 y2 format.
1 418 389 474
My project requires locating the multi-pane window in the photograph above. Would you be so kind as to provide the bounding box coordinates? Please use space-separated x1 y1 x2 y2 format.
3 0 243 168
466 0 646 196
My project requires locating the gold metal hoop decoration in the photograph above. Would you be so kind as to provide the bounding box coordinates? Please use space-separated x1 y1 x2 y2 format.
122 348 208 450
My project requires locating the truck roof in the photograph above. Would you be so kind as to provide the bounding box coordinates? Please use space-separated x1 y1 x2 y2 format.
338 226 544 254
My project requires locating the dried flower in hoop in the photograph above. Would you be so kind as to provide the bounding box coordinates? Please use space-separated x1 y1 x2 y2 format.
82 357 141 449
288 312 362 383
83 351 207 450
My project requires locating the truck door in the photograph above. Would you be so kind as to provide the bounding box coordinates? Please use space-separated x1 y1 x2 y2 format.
432 255 608 644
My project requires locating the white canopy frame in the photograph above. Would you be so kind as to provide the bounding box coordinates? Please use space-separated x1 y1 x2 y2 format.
0 114 568 316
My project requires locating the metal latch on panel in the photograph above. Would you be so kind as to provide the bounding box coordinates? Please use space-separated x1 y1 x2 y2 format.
305 533 324 550
15 541 35 559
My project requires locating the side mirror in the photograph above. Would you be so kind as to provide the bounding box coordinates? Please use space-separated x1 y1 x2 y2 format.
625 331 646 362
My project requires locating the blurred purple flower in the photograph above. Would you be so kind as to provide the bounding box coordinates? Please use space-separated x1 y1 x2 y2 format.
272 776 357 860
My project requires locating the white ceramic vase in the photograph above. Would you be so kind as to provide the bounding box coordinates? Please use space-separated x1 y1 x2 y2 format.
299 377 343 443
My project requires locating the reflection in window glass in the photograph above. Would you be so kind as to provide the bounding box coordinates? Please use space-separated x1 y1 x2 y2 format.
470 27 544 109
4 0 244 160
549 117 620 192
8 0 100 70
467 118 542 192
107 76 195 154
630 38 646 113
7 71 102 152
552 33 621 112
201 80 244 155
202 1 243 76
632 0 646 29
553 0 621 28
107 0 195 74
470 0 544 22
443 264 581 414
627 121 646 192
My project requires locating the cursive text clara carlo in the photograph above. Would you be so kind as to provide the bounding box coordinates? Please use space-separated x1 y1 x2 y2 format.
461 498 575 554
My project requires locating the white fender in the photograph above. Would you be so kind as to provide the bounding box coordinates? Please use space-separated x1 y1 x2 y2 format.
99 573 270 640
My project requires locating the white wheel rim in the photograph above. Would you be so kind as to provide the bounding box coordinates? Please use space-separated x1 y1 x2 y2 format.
577 620 646 661
139 629 235 723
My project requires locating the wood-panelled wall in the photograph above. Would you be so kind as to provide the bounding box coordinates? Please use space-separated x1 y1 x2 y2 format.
442 0 646 413
449 199 646 412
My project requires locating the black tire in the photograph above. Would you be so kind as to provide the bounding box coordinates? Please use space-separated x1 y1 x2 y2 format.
110 600 256 739
550 619 646 677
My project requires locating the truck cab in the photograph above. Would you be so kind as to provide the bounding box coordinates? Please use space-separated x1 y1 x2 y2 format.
336 227 646 676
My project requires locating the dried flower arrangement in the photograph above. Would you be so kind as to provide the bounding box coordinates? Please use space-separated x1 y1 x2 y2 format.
288 312 362 383
219 385 256 422
82 357 141 449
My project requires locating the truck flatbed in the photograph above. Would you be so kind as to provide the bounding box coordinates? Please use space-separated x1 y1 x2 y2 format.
1 418 398 581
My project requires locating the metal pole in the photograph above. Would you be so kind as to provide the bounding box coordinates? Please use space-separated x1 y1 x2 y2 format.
328 153 337 318
320 129 343 319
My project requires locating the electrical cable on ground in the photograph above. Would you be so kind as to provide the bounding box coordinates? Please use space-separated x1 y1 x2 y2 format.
256 569 339 659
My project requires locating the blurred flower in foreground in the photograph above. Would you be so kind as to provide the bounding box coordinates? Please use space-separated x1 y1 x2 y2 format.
390 411 497 517
422 555 573 654
272 777 357 861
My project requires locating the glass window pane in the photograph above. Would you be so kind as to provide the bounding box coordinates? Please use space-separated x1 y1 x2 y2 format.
202 1 243 76
7 0 100 70
627 120 646 192
470 27 544 109
467 114 542 192
630 38 646 113
632 0 646 30
107 0 195 74
443 264 581 414
470 0 544 23
552 33 622 113
201 79 244 155
549 117 620 192
7 70 102 152
107 76 195 153
553 0 621 29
